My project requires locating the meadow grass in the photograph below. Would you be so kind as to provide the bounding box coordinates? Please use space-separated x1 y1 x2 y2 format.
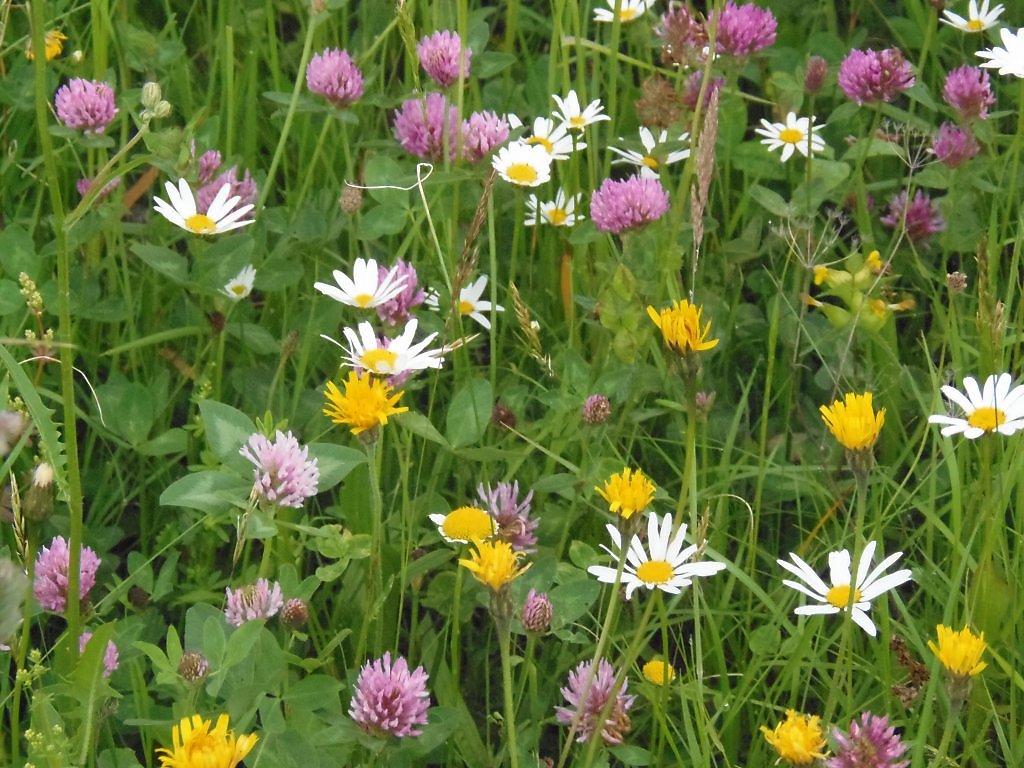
2 0 1024 765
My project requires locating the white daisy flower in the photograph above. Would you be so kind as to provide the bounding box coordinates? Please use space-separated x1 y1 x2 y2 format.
552 90 611 132
523 117 581 160
456 275 504 330
588 512 727 600
322 318 445 376
753 113 826 162
593 0 655 23
313 257 408 309
491 141 553 187
927 373 1024 438
525 189 583 227
610 127 691 179
222 265 256 300
942 0 1004 32
153 179 255 235
428 506 495 544
977 27 1024 78
777 541 912 637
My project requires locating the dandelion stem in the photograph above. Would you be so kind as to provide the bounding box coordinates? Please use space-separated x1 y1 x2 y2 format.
497 614 520 768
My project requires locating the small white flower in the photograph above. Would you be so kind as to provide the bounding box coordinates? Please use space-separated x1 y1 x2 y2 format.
153 179 254 235
588 512 726 600
491 141 553 187
456 275 503 330
222 264 256 300
526 189 583 227
322 318 445 376
777 541 912 637
942 0 1004 32
927 373 1024 438
523 117 581 160
610 127 691 178
753 113 826 162
313 257 408 309
552 90 611 131
593 0 655 23
976 26 1024 78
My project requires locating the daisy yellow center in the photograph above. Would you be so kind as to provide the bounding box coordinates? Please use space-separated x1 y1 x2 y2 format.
506 163 539 185
458 299 475 315
360 348 399 373
442 506 493 541
569 115 587 129
778 127 804 144
825 583 862 608
642 155 659 169
967 18 984 30
526 136 554 153
547 208 568 225
229 284 248 297
928 625 988 677
353 293 375 308
967 406 1006 432
620 8 640 20
636 559 673 584
185 213 217 234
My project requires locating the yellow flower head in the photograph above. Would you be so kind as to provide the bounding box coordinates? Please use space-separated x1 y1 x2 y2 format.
760 709 828 765
459 540 531 592
642 659 676 685
26 29 68 61
323 371 408 435
156 713 258 768
646 300 719 355
819 392 885 452
595 467 655 520
929 624 987 678
432 506 495 543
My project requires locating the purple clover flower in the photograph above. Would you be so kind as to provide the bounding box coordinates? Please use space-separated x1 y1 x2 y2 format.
393 92 460 161
881 190 945 246
80 632 119 678
522 589 553 633
76 176 121 199
197 150 223 184
54 78 118 134
376 259 426 326
943 65 995 122
838 48 915 105
306 48 364 108
349 652 430 738
33 536 101 613
827 712 909 768
240 430 320 509
711 2 777 57
555 658 636 745
933 122 979 168
590 176 670 234
197 166 258 214
477 480 538 552
682 71 725 111
224 578 284 626
583 394 612 425
417 30 471 88
461 111 511 162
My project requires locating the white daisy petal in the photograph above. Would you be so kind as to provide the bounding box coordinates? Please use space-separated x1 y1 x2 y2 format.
929 373 1024 439
850 607 878 637
152 177 255 235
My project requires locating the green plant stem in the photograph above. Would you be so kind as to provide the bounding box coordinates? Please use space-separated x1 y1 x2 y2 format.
355 437 384 662
496 614 520 768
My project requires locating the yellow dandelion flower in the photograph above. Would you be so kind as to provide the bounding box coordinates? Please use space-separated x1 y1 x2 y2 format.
26 29 68 61
642 659 676 685
459 540 531 592
819 392 885 452
646 300 719 355
323 371 408 435
595 467 655 520
156 713 258 768
929 624 987 678
760 709 828 766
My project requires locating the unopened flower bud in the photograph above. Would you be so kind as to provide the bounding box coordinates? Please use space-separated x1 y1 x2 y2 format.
178 650 209 682
70 50 84 65
152 100 172 119
23 461 54 521
946 271 967 294
582 394 611 425
521 588 552 633
339 184 363 215
141 82 162 111
805 56 828 94
281 597 309 630
695 391 716 420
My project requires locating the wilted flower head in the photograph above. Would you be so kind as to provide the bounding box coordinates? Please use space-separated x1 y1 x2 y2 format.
306 48 364 107
881 190 945 246
478 480 538 552
932 122 980 168
761 709 828 765
417 30 471 87
224 578 284 626
657 4 706 68
838 48 915 104
710 2 778 57
555 659 636 745
393 92 460 160
281 597 309 630
590 176 670 234
33 535 101 613
826 712 909 768
79 632 119 678
375 259 426 326
943 65 995 121
349 652 430 738
55 78 118 134
521 589 553 633
239 430 320 509
583 394 612 425
177 650 209 682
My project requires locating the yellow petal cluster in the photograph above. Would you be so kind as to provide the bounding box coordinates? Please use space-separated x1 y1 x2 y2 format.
642 659 676 685
323 371 408 435
646 300 719 355
929 624 987 678
26 29 68 61
459 540 531 592
156 714 258 768
819 392 885 452
595 467 655 520
760 709 828 765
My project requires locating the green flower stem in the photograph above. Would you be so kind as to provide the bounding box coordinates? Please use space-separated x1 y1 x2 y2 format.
355 437 384 662
496 613 520 768
851 106 883 241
